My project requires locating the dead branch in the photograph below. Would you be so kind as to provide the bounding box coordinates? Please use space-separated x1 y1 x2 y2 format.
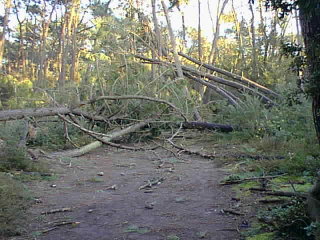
167 139 215 159
220 174 286 185
139 177 165 190
222 209 244 216
41 221 80 233
249 188 307 199
41 207 72 215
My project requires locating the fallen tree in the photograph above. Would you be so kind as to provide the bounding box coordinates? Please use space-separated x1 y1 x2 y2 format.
178 52 280 99
0 94 234 157
134 54 280 106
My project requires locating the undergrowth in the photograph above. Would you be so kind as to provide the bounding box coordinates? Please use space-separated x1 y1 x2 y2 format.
0 173 31 237
206 89 320 240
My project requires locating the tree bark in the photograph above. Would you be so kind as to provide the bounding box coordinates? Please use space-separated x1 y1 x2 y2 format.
299 4 320 144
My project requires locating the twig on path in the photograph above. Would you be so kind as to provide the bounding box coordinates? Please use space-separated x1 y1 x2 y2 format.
139 177 165 190
41 221 80 233
221 209 244 216
166 139 215 159
41 207 72 215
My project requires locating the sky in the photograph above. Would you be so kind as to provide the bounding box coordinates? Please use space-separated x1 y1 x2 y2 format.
1 0 297 42
109 0 297 41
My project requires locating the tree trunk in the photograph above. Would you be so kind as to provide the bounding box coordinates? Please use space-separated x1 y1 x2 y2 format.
151 0 163 57
0 0 12 70
249 2 258 79
161 1 183 78
38 1 57 88
69 0 81 83
299 4 320 144
208 0 228 64
204 0 228 103
197 0 202 61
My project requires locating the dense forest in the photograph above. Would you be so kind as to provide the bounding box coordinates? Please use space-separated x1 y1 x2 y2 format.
0 0 320 239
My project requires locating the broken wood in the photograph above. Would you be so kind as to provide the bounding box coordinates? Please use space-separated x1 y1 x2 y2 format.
41 221 80 233
139 177 165 190
167 139 215 159
221 208 244 216
41 207 72 215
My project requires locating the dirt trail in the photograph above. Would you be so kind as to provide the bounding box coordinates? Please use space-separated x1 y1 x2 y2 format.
17 143 245 240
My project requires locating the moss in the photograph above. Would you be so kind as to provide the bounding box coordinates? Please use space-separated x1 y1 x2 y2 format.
246 232 274 240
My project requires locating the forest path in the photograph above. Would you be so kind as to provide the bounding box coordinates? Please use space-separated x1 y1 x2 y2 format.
19 138 246 240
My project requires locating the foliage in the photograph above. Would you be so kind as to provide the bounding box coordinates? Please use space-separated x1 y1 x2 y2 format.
257 199 318 240
0 173 31 237
0 122 35 171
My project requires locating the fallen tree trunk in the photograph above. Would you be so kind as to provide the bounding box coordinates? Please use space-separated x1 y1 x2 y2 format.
181 65 276 106
183 72 240 106
178 52 281 99
0 107 70 121
134 55 277 106
50 120 150 158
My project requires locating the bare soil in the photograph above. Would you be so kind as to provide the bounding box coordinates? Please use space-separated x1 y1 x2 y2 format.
11 137 248 240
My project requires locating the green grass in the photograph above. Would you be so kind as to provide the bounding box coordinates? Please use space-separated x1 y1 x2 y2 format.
0 173 31 237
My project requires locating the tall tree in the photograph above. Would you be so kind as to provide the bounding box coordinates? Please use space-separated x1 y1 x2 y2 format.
208 0 229 65
0 0 12 70
197 0 202 61
38 0 57 87
249 1 258 79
